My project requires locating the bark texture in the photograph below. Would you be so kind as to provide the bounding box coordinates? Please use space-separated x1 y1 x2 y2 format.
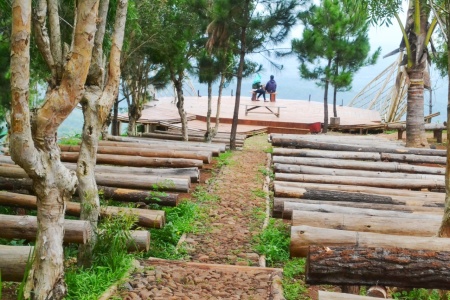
307 246 450 289
10 1 98 298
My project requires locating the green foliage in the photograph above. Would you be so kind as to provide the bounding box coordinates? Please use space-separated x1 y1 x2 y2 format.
216 150 233 167
59 134 82 146
259 166 274 180
282 258 309 300
17 247 35 300
147 200 200 259
253 218 290 266
293 0 379 107
391 288 444 300
65 214 135 300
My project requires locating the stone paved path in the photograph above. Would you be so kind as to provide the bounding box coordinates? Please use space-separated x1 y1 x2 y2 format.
114 135 286 299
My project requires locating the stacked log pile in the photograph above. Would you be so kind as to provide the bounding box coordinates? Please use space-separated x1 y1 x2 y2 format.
269 133 449 292
0 136 226 280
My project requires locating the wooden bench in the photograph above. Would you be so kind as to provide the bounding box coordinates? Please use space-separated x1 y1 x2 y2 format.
241 103 286 118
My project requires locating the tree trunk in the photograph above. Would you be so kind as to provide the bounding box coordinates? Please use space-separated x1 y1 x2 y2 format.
322 59 332 133
111 95 120 136
290 225 450 257
306 246 450 289
213 72 226 138
10 1 98 298
205 81 212 142
174 77 189 141
230 6 248 151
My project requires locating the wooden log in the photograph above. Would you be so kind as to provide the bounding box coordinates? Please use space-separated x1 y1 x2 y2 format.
0 164 191 192
307 246 450 289
0 178 179 207
94 172 190 192
275 173 443 190
0 214 149 251
104 134 227 153
270 134 446 156
386 122 446 130
380 152 446 165
274 164 443 181
65 163 200 183
273 197 442 219
290 225 450 257
318 291 391 300
128 230 150 252
273 198 420 219
272 148 381 160
59 144 212 164
291 210 441 236
60 152 204 168
100 140 222 157
274 181 445 200
0 191 165 228
99 186 179 207
282 202 440 220
141 131 243 146
272 156 445 175
0 245 33 282
0 214 92 244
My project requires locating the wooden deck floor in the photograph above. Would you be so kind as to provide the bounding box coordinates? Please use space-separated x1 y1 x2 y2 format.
120 95 382 135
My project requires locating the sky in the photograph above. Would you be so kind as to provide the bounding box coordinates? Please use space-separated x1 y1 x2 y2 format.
191 2 448 123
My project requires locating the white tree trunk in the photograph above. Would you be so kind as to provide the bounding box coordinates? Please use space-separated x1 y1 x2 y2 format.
10 0 99 298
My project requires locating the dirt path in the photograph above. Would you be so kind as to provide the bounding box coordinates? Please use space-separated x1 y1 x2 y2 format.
114 135 286 299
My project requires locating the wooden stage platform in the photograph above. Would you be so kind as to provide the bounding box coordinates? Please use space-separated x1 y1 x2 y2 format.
119 95 382 136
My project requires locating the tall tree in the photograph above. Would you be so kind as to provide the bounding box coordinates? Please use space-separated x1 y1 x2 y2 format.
353 0 437 147
207 0 302 150
144 0 205 141
10 0 99 298
76 0 129 267
293 0 380 132
120 0 170 136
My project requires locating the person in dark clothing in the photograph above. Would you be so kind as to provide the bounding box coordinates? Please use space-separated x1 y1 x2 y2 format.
265 75 277 93
255 85 266 101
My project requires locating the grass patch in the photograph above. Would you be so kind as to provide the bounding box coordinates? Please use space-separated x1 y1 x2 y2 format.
282 258 309 300
59 134 82 145
215 150 233 168
252 218 290 267
391 289 446 300
65 213 136 300
146 200 199 259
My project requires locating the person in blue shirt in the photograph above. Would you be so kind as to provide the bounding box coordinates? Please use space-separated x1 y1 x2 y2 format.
265 75 277 93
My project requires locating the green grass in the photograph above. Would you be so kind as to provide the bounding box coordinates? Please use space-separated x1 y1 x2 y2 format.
282 258 309 300
59 134 82 145
215 150 233 168
391 289 447 300
252 218 290 267
65 213 136 300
